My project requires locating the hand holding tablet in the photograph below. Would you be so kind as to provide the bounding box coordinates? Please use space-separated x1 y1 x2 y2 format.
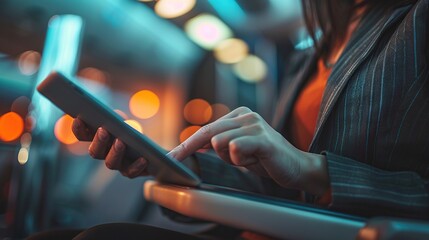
37 71 201 187
72 117 149 178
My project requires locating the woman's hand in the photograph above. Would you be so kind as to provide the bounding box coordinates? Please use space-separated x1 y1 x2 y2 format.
169 107 330 195
72 117 149 178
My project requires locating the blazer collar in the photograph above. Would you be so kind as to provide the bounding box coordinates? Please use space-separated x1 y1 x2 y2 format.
308 5 412 151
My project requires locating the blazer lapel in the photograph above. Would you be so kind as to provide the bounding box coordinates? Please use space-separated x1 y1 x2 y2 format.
309 5 412 150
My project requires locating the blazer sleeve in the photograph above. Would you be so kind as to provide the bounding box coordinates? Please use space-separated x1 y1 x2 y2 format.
323 151 429 219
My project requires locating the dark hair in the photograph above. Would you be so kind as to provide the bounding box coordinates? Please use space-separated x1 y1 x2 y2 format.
301 0 416 62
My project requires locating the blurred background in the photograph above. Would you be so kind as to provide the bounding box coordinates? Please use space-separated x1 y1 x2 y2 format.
0 0 313 238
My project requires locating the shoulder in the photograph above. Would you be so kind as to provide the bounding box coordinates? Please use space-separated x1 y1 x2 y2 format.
411 0 428 24
407 0 428 60
390 0 429 67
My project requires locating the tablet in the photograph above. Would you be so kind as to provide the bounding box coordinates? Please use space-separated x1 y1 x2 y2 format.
37 71 201 187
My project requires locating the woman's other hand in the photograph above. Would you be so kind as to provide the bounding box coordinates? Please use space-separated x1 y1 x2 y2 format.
168 107 330 195
72 117 148 178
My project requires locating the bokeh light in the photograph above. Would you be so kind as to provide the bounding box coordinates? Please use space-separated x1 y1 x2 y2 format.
207 103 230 121
125 119 143 133
20 132 32 148
54 115 78 145
77 67 108 85
129 90 160 119
77 67 108 93
25 115 36 132
18 147 29 165
155 0 196 19
0 112 24 142
114 109 129 120
185 14 232 50
179 125 201 143
184 99 212 125
18 50 41 75
233 55 267 83
214 38 249 64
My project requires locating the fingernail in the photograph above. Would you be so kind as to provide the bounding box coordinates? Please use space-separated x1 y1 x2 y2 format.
167 150 176 158
114 139 125 151
98 128 108 141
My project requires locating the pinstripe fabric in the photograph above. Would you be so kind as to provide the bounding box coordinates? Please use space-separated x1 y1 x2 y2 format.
274 0 429 219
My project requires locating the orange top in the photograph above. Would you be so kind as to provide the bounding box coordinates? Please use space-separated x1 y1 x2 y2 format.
289 6 363 151
290 59 332 151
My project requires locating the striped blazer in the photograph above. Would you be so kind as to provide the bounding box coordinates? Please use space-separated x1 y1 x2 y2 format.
272 0 429 219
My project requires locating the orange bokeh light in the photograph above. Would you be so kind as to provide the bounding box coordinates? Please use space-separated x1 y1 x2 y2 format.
54 115 78 145
0 112 24 142
125 119 143 133
129 90 160 119
179 125 201 143
184 99 212 125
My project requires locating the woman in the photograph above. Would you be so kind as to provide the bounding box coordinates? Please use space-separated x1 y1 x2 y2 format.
65 0 428 238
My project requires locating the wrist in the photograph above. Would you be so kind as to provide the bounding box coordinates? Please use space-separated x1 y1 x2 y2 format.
299 152 330 196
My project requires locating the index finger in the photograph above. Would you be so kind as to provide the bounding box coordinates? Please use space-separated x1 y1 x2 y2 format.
168 119 239 161
72 117 97 141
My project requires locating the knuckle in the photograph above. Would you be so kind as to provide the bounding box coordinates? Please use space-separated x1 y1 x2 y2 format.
120 170 136 179
89 147 107 160
88 148 98 159
105 160 115 170
252 124 264 134
248 112 261 121
199 124 211 135
237 106 251 113
242 112 262 124
210 136 220 149
178 142 188 153
122 167 140 179
229 140 241 154
120 170 131 178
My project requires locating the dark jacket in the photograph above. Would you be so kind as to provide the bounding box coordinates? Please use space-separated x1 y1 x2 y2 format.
273 0 429 219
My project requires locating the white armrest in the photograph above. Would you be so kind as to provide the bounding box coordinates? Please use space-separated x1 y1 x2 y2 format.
144 180 365 239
